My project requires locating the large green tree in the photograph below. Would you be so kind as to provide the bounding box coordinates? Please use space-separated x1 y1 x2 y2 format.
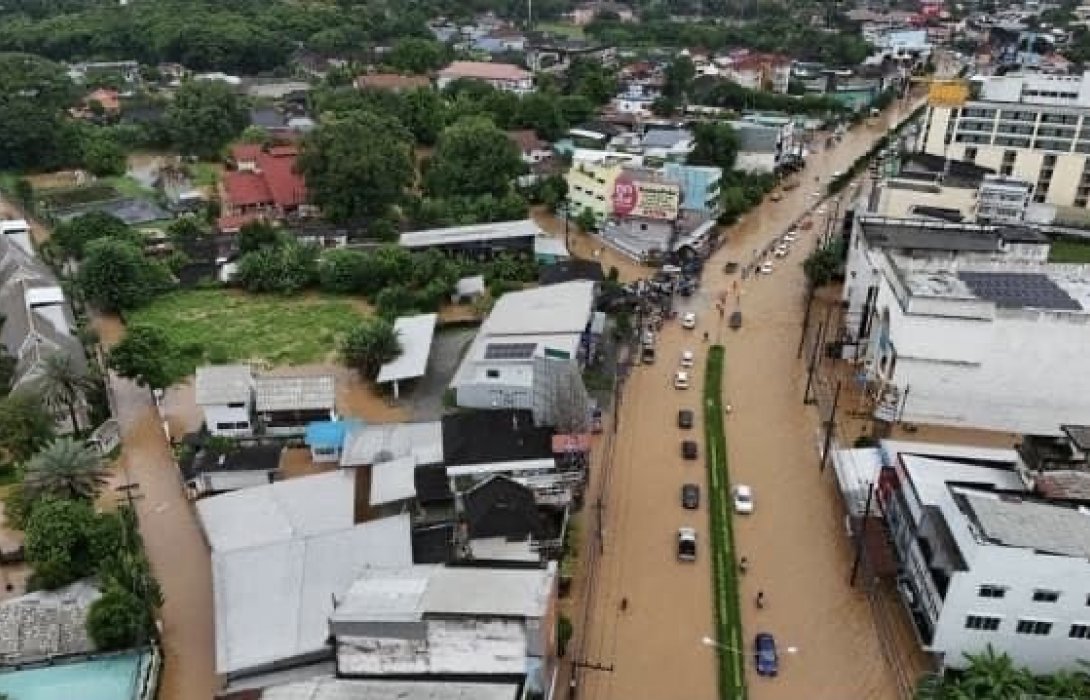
688 122 739 171
386 37 446 74
425 117 524 199
340 317 402 379
81 133 127 177
77 238 172 312
235 240 319 294
87 585 146 650
298 112 415 223
35 352 94 435
663 55 696 100
166 80 248 158
23 437 109 502
0 53 76 170
24 498 120 590
108 325 180 390
402 87 447 146
0 392 54 468
52 211 136 259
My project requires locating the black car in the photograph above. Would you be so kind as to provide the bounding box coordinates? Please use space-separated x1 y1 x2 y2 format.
678 409 694 429
681 483 700 509
682 440 699 460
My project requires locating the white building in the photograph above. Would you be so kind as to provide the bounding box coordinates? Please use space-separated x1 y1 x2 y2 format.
195 365 255 437
0 220 33 257
918 72 1090 208
730 121 793 174
436 61 533 94
841 216 1090 435
975 175 1034 223
195 365 336 438
451 281 595 411
874 439 1090 674
196 471 411 691
330 564 558 698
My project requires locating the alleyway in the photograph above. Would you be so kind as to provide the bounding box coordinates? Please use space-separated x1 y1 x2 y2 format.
572 98 927 700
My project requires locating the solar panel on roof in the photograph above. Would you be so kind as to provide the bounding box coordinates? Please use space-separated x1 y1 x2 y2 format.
484 342 537 360
958 272 1082 311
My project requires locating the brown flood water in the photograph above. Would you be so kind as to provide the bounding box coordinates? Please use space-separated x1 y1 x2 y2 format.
572 98 930 700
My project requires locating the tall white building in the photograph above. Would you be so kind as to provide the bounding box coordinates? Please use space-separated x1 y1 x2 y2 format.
918 72 1090 209
871 439 1090 674
840 216 1090 436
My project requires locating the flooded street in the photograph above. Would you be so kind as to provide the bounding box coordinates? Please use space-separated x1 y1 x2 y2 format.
574 98 926 700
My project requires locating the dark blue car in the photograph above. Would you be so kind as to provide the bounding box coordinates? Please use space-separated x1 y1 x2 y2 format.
754 633 779 677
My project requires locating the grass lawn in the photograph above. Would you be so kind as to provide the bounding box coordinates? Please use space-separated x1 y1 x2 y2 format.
192 161 221 188
703 346 746 700
1048 238 1090 263
127 289 367 376
538 20 584 38
103 175 155 199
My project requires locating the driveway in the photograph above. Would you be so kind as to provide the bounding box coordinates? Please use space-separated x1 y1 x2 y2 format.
573 98 925 700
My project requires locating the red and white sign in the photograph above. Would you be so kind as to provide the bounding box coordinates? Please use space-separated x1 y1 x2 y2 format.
612 176 638 216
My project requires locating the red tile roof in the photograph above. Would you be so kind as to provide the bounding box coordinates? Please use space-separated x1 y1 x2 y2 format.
231 144 262 163
86 88 120 113
222 146 308 211
224 171 273 208
259 151 307 208
506 129 547 154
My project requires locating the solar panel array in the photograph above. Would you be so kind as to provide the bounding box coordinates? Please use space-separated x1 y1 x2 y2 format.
484 342 538 360
957 272 1083 311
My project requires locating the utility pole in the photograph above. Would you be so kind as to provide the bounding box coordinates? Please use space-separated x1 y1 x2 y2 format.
797 283 816 359
819 380 842 471
849 482 876 587
802 321 824 405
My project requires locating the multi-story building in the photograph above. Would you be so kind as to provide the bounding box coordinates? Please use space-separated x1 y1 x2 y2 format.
918 72 1090 208
841 215 1090 436
975 175 1033 223
876 439 1090 674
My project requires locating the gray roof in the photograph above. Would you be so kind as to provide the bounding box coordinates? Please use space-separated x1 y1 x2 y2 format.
399 219 540 249
259 678 521 700
340 421 445 467
860 219 1001 253
195 364 253 406
958 272 1082 311
254 375 336 412
641 128 692 149
376 314 437 385
959 489 1090 559
731 123 779 154
0 580 100 662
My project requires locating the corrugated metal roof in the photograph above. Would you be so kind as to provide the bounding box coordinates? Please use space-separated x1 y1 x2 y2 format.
254 374 335 412
195 364 253 406
376 314 437 384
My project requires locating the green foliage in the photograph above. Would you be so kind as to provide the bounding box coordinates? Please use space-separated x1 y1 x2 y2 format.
576 207 597 232
692 77 846 116
298 111 415 223
81 132 127 177
688 122 738 171
557 615 573 657
77 237 173 311
717 171 777 225
0 53 77 171
408 192 528 229
34 352 95 436
802 239 844 288
108 324 184 390
340 317 402 379
0 392 54 469
86 585 146 650
23 437 109 502
166 216 206 245
235 240 319 295
563 58 618 106
425 116 525 199
914 646 1090 699
166 81 248 159
52 211 135 259
237 220 283 254
401 87 448 146
25 498 113 590
516 93 566 141
386 37 447 74
663 55 696 99
318 249 370 295
3 485 33 532
650 96 677 117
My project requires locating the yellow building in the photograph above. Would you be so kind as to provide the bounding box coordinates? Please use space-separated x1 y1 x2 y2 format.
566 158 624 223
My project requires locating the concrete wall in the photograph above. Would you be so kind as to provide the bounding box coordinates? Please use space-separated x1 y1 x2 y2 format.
202 404 252 437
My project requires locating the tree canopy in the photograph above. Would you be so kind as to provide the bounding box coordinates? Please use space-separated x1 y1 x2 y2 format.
166 80 248 159
77 238 173 312
108 325 182 390
52 212 136 259
298 111 415 223
340 317 402 379
24 497 121 590
688 122 739 171
0 53 77 171
22 437 109 502
425 116 524 199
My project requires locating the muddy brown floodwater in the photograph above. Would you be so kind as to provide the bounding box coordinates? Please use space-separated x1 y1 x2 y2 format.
571 98 927 700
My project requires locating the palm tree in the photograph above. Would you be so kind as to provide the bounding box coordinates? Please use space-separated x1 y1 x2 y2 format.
23 437 110 501
35 352 94 434
1034 668 1090 698
958 645 1035 699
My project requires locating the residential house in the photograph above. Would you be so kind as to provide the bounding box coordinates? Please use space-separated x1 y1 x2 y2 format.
195 365 255 438
399 219 543 258
196 471 412 694
569 1 635 24
355 73 432 92
874 438 1090 674
450 281 595 412
463 475 563 561
195 365 336 438
723 53 793 94
640 128 694 162
218 144 309 233
330 564 559 698
0 219 33 256
375 313 438 400
0 234 87 431
731 121 792 174
83 88 121 116
181 443 283 497
436 61 533 94
507 130 553 165
228 679 522 700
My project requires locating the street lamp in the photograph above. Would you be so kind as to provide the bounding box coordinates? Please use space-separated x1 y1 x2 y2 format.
700 637 799 655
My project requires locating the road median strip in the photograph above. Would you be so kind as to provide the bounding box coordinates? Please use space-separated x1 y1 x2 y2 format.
703 345 746 700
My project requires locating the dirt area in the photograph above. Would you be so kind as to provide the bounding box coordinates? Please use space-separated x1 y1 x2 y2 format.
24 170 84 190
569 98 929 700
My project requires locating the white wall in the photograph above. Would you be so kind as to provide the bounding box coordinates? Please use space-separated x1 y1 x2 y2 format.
933 546 1090 673
203 404 253 437
869 273 1090 435
734 151 777 174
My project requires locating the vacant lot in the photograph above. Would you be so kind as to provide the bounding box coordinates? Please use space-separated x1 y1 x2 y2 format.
128 289 367 373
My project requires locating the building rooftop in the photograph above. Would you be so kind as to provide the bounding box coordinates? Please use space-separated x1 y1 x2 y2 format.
195 364 253 406
0 581 99 663
442 409 554 467
183 443 282 482
956 488 1090 559
376 313 437 385
539 259 605 285
730 122 780 153
481 280 595 336
399 219 541 249
254 375 335 412
438 61 531 82
898 263 1090 312
641 128 692 149
340 421 444 468
860 217 1001 253
257 678 520 700
370 456 417 506
355 73 432 91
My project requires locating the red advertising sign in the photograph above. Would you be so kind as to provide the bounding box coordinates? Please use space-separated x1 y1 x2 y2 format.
612 176 638 216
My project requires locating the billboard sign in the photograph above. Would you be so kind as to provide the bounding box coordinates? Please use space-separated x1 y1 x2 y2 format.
611 176 680 220
928 81 969 108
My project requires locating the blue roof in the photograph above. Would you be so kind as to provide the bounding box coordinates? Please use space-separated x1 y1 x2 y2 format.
305 420 356 448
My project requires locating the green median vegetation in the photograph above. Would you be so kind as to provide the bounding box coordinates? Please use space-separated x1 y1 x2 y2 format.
703 345 746 700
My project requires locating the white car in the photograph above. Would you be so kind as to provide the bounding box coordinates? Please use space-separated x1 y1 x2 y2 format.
782 230 797 242
677 527 697 561
674 371 690 390
681 312 697 329
680 349 695 368
816 206 827 215
832 170 843 178
773 245 789 258
758 261 774 275
733 485 754 514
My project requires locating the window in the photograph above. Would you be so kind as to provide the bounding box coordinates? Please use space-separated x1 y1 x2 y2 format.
965 615 1001 631
978 585 1006 599
965 147 978 163
227 401 247 409
1033 589 1060 603
1015 619 1053 636
486 369 501 379
1070 624 1090 639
